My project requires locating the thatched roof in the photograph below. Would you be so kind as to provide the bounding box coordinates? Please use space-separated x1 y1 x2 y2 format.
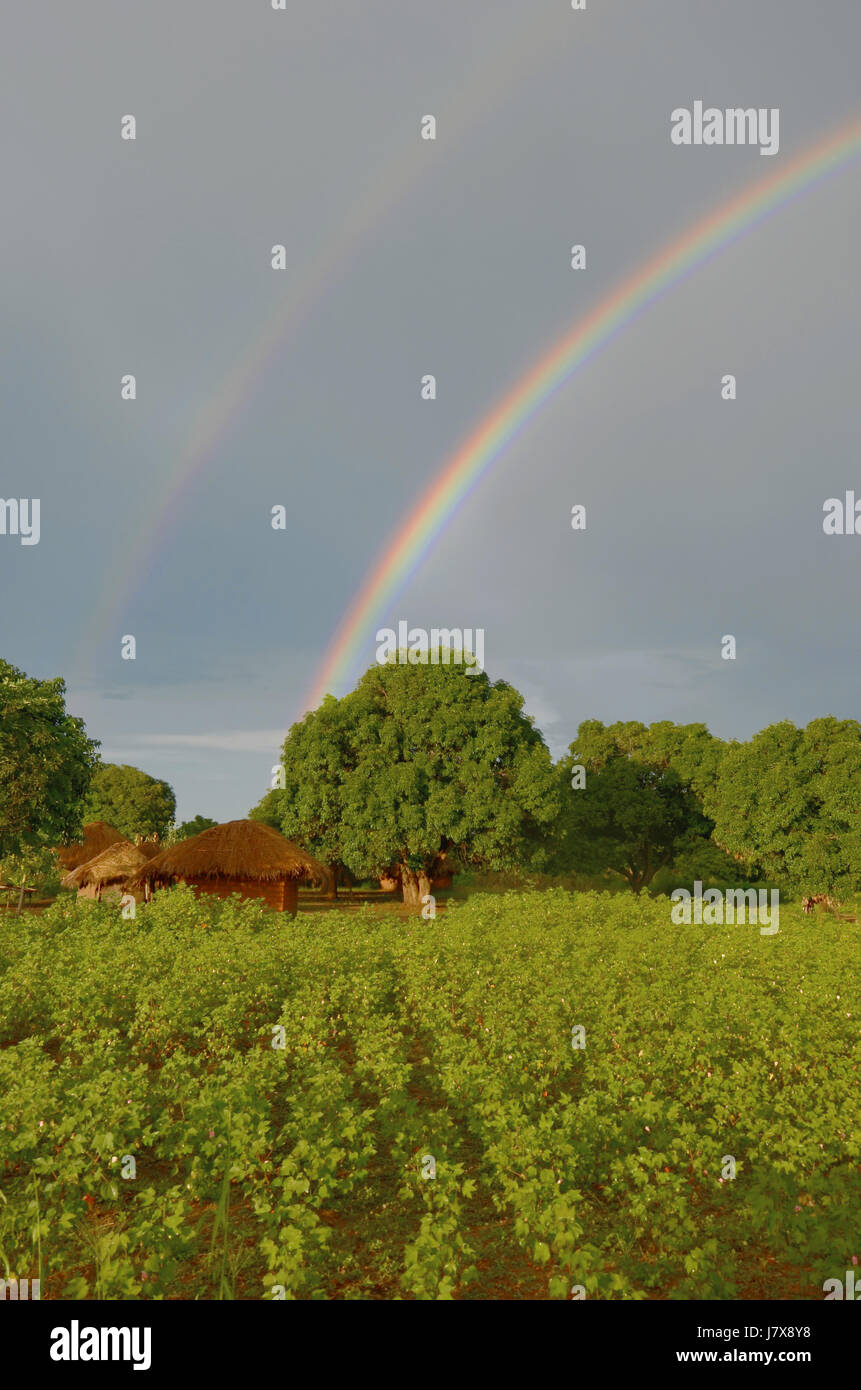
136 819 327 885
62 842 149 891
56 821 127 871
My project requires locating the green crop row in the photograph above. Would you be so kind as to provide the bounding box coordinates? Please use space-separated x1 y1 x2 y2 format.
0 887 857 1299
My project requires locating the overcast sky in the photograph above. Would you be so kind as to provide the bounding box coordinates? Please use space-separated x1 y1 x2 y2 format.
3 1 861 822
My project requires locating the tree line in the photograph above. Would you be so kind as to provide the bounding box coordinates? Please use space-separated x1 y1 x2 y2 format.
250 656 861 905
2 653 859 905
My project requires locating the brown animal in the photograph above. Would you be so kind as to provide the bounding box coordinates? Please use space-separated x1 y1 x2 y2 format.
801 894 837 914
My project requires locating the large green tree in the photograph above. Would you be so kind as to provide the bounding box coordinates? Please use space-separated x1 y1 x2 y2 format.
84 763 176 841
0 658 98 860
556 752 693 891
259 658 560 906
555 720 723 890
703 718 861 898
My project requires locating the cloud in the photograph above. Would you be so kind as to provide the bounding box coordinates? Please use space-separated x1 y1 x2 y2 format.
102 730 286 754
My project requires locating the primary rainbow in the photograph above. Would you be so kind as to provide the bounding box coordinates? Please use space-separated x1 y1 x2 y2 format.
302 115 861 716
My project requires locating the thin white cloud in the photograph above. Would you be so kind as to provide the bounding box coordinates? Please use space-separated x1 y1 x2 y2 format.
102 731 286 754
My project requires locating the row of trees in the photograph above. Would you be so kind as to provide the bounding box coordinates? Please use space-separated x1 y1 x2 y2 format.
556 716 861 898
251 656 861 903
3 653 860 904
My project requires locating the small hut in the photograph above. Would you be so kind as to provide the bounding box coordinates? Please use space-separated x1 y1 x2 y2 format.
62 842 150 903
57 821 127 872
136 819 327 917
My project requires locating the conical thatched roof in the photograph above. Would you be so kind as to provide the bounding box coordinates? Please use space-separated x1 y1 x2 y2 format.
62 841 149 891
56 821 127 871
136 819 327 885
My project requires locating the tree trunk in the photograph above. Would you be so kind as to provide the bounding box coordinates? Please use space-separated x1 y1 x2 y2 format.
401 866 431 909
15 873 27 915
324 864 338 900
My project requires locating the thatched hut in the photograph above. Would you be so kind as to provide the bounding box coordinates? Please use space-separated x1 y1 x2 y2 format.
62 842 150 903
56 821 126 872
136 820 326 917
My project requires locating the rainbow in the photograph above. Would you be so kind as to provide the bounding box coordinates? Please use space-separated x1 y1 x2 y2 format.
302 116 861 715
70 6 548 683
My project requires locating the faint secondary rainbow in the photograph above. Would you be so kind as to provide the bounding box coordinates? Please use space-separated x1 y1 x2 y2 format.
70 6 552 683
302 116 861 715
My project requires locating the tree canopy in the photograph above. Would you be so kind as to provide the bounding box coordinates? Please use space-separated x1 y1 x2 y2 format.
554 720 723 890
255 658 560 904
0 658 98 859
570 719 724 798
556 750 692 891
703 718 861 897
172 815 218 842
83 763 176 842
252 694 354 888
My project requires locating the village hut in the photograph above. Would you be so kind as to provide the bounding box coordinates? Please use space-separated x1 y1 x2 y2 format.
56 821 127 873
62 842 150 903
136 819 327 917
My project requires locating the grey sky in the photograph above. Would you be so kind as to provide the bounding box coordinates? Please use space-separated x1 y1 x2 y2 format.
3 1 861 821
